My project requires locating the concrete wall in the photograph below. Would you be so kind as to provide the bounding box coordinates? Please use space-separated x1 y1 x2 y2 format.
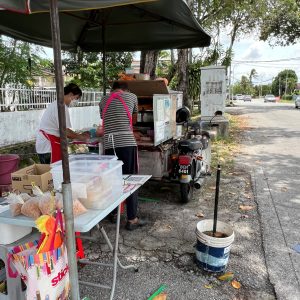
0 106 100 147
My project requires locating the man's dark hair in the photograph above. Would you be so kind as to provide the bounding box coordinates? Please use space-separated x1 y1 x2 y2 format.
64 83 82 97
112 81 129 91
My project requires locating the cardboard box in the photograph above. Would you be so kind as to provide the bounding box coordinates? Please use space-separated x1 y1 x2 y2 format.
11 164 53 194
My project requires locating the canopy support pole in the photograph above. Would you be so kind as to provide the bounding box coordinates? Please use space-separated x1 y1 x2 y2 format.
102 23 107 95
49 1 80 299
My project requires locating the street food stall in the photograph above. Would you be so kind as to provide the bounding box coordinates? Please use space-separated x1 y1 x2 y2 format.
116 80 183 179
0 0 211 298
0 155 151 299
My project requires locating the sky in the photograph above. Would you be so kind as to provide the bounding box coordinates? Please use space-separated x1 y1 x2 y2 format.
229 38 300 85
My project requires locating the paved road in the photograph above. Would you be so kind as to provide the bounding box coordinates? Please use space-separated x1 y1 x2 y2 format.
230 99 300 300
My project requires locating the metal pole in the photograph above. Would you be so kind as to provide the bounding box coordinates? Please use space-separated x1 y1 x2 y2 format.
102 24 106 96
49 1 80 299
229 64 232 103
285 71 288 96
212 164 221 236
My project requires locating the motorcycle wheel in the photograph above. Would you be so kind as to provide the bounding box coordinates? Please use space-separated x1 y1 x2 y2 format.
180 182 192 203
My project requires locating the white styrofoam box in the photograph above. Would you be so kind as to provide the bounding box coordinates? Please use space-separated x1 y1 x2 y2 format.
51 160 123 210
200 66 227 117
0 206 32 245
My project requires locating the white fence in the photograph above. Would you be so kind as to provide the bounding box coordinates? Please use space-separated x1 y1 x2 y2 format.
0 107 101 147
0 87 102 111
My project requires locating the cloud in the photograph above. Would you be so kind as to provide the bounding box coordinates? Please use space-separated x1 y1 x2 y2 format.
239 41 264 60
242 47 262 60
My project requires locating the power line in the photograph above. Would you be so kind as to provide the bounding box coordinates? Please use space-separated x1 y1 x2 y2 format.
236 63 300 69
233 57 300 63
252 78 274 84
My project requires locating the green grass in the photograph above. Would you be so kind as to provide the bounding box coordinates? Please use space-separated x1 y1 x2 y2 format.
279 99 294 103
210 113 244 173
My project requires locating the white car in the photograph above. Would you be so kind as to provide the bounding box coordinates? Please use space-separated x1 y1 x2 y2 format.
236 94 244 100
264 94 276 103
295 96 300 109
243 95 252 102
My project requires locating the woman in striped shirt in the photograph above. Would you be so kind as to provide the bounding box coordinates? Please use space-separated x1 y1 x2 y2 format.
100 81 147 230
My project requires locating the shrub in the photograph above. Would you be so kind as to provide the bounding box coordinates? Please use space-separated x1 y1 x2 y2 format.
281 95 293 101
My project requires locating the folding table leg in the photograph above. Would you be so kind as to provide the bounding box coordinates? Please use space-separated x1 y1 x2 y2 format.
99 227 137 271
109 204 121 300
78 204 137 299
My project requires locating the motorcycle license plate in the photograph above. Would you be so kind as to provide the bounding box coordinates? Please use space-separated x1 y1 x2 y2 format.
178 165 190 175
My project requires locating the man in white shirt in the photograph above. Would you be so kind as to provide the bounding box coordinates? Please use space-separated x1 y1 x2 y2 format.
36 83 89 164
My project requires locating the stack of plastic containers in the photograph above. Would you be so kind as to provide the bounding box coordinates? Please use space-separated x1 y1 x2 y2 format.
50 155 123 210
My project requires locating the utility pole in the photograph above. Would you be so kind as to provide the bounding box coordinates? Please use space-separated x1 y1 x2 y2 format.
285 71 288 96
278 77 281 97
260 84 262 98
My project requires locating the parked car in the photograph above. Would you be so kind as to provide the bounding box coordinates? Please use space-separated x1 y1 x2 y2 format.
295 95 300 109
264 94 276 102
243 95 252 102
236 94 244 100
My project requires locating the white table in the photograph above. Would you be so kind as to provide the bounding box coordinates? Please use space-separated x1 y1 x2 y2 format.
0 174 151 300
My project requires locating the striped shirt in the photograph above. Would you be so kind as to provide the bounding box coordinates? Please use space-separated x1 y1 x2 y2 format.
100 91 138 150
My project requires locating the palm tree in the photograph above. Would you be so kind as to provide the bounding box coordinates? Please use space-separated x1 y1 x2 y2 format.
249 68 258 85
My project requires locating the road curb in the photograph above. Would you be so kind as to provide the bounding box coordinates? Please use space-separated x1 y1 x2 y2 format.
251 166 300 300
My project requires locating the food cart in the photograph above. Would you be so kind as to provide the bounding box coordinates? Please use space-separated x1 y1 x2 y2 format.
116 80 183 179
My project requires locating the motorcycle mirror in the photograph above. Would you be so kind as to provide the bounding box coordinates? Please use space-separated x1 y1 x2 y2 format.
176 106 191 124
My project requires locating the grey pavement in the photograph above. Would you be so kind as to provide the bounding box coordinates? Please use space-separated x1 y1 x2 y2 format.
228 99 300 300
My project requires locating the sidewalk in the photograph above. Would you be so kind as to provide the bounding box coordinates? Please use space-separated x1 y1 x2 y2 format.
251 166 300 300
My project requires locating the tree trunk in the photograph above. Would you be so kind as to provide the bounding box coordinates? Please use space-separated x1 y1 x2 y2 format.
170 49 175 65
139 50 159 79
177 49 190 109
165 49 177 84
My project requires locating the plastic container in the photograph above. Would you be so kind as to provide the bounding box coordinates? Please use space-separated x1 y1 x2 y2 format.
0 206 32 245
55 154 117 164
0 155 19 186
50 159 123 210
195 219 234 272
134 73 150 80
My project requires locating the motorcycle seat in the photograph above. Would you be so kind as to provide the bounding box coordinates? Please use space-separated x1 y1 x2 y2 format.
179 138 202 151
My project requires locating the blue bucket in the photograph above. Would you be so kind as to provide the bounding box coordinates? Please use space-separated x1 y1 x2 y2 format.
195 219 234 272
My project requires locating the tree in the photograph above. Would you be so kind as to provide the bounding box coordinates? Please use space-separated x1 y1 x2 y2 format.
233 75 255 95
0 36 45 87
193 0 267 67
249 69 258 85
271 69 298 96
62 50 133 89
140 50 159 79
260 0 300 46
254 84 272 97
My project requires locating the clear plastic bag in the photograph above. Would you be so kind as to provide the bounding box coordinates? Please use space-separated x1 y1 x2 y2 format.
19 193 31 202
21 197 42 219
38 193 56 215
6 193 25 217
56 192 87 217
